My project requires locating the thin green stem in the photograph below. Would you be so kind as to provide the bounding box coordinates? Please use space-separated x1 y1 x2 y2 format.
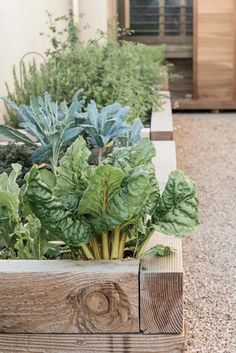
111 225 120 260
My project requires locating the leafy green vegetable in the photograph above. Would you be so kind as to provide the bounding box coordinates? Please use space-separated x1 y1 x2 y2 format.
24 137 199 260
25 166 92 247
0 90 85 171
153 170 199 236
0 164 60 259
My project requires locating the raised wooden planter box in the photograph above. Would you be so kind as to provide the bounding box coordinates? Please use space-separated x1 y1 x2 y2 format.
141 91 173 141
0 138 183 352
0 233 184 352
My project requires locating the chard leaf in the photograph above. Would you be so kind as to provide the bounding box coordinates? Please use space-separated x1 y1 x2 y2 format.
0 125 36 148
104 166 151 228
153 170 199 236
78 164 124 217
106 138 156 172
142 163 160 215
39 169 56 189
26 166 92 246
54 137 91 211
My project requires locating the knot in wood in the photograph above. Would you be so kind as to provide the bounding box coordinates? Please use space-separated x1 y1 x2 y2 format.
86 291 109 314
76 282 132 333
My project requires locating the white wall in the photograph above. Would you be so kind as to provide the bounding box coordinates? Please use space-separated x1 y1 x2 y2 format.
78 0 108 42
0 0 72 121
0 0 110 122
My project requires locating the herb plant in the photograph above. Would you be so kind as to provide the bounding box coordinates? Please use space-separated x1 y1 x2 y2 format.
5 11 166 126
25 137 199 260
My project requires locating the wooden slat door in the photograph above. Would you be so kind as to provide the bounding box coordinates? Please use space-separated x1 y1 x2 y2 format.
193 0 236 102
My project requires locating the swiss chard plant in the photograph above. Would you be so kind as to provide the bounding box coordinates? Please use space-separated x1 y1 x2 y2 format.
25 136 199 260
0 94 143 169
0 164 60 259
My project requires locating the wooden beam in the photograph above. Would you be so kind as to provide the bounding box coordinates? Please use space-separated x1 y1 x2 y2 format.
140 232 183 334
0 332 185 353
152 141 177 192
0 260 140 334
177 98 236 110
151 91 173 141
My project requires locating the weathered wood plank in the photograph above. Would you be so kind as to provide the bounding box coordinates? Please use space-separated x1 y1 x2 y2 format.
151 91 173 141
0 260 140 334
152 141 177 192
0 332 185 353
140 232 183 334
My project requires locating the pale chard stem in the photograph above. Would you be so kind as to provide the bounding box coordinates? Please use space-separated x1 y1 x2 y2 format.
136 228 155 258
118 232 127 259
111 225 120 259
102 232 110 259
91 238 101 259
81 243 95 260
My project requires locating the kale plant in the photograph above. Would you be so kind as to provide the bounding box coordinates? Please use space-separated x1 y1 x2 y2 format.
0 93 143 169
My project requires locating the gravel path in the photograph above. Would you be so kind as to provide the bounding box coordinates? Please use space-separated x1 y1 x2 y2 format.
173 113 236 353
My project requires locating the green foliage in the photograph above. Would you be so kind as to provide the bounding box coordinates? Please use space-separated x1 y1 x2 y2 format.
0 143 32 186
1 91 85 171
153 170 199 236
0 164 60 259
0 93 144 169
5 11 166 126
25 137 199 260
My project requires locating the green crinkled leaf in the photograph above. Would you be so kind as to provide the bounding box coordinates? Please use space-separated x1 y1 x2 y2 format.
142 163 160 215
153 170 199 237
105 138 156 173
0 163 22 219
78 164 124 218
104 166 151 228
39 169 56 189
54 137 91 211
26 166 92 246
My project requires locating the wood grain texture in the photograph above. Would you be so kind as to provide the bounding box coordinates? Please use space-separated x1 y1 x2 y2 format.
177 98 236 110
151 91 173 141
152 141 177 192
140 232 183 334
0 260 139 334
195 0 236 101
0 332 185 353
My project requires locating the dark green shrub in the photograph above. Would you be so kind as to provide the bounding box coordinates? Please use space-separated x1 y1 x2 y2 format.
0 143 32 186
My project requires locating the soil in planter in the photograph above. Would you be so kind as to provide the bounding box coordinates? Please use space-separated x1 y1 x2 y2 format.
0 143 33 186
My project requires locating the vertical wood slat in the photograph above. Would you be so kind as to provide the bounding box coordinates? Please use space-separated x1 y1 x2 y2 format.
124 0 130 28
0 260 140 334
195 0 235 100
140 232 183 334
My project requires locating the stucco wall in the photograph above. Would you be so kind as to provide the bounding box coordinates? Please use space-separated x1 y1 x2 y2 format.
0 0 110 122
